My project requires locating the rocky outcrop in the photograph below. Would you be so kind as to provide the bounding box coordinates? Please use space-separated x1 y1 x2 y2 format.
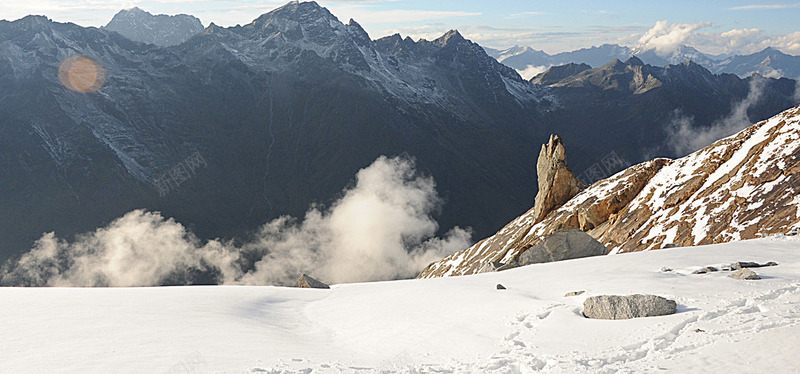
418 105 800 279
297 274 330 289
583 295 677 320
517 228 607 266
532 135 584 224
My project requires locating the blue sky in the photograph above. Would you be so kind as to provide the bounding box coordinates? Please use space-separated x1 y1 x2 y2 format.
2 0 799 54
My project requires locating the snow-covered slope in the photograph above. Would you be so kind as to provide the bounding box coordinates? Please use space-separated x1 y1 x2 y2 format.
1 238 799 372
420 105 800 278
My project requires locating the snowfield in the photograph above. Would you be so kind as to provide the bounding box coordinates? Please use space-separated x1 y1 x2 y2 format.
2 237 799 373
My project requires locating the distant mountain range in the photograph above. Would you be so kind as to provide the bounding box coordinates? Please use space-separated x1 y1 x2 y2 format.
0 1 797 270
485 44 800 80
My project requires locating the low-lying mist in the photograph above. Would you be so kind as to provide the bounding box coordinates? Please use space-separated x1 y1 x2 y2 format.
0 156 472 287
666 77 767 156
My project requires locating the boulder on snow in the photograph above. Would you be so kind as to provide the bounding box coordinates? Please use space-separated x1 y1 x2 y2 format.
297 274 330 289
496 261 520 271
692 266 719 274
517 228 607 266
496 284 506 290
722 261 777 271
728 268 761 280
478 262 506 273
583 294 677 320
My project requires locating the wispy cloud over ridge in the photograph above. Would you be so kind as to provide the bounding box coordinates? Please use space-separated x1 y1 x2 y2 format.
729 2 800 10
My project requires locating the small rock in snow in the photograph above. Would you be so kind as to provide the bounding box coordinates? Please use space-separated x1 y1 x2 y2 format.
297 274 330 289
496 284 506 290
728 268 761 280
731 261 761 270
564 290 585 297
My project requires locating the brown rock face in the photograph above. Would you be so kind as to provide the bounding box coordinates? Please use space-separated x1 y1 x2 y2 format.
418 105 800 279
532 135 584 224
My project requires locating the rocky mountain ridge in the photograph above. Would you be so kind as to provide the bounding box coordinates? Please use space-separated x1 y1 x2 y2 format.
488 43 800 80
419 105 800 278
0 1 551 264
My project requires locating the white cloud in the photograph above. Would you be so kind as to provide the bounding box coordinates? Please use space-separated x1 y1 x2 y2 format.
506 11 545 18
691 29 800 55
325 3 479 25
636 20 712 56
667 77 767 155
516 65 548 80
1 156 472 287
795 79 800 102
729 2 800 10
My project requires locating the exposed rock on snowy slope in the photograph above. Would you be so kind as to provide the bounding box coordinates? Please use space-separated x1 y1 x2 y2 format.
531 135 584 224
104 7 203 47
516 228 607 266
297 274 330 289
419 105 800 278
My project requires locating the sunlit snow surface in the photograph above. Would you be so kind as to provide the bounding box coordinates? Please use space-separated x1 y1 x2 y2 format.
2 237 799 373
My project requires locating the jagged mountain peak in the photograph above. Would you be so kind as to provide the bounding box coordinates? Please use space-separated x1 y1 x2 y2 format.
530 62 592 85
625 55 645 66
252 1 336 26
7 15 53 29
345 18 370 45
104 7 203 47
433 29 465 47
600 58 626 70
119 7 146 14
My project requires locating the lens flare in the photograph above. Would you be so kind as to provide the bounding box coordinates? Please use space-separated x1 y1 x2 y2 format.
58 56 105 93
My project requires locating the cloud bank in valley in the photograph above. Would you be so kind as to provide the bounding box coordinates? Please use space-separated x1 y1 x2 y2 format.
516 65 548 80
666 77 767 156
0 156 472 287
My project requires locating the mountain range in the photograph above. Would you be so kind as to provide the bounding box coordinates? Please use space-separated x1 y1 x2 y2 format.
486 44 800 80
0 1 797 271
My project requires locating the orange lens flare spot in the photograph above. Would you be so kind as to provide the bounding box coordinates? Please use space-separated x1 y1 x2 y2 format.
58 56 105 93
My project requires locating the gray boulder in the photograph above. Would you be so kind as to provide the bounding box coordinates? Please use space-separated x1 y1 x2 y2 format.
496 261 520 271
297 274 330 289
728 268 761 280
583 294 677 320
517 228 607 266
477 262 506 273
